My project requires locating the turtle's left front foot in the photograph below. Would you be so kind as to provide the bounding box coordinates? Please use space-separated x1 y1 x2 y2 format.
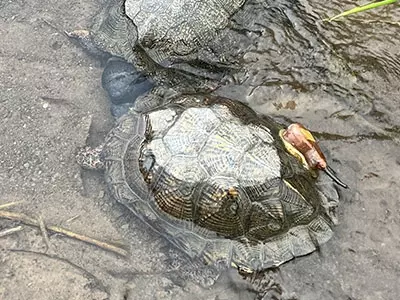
76 145 105 171
66 29 111 62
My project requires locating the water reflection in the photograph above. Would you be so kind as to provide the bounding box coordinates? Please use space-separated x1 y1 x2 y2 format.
212 0 400 142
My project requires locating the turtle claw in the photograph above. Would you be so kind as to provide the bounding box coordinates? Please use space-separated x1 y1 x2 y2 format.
324 166 349 189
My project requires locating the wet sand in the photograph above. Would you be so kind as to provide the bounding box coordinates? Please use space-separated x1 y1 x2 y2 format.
1 1 399 299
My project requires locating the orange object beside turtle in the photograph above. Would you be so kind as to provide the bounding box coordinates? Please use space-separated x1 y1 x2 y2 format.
281 123 348 189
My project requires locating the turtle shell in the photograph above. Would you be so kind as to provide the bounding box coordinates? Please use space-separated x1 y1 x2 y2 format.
90 0 245 79
103 95 339 271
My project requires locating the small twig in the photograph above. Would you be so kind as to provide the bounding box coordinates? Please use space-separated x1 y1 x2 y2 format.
50 225 128 257
41 18 64 34
64 215 80 224
0 201 24 210
38 216 51 251
0 226 24 238
0 210 128 257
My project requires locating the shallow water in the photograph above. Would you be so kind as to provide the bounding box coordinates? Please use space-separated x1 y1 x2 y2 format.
1 0 399 299
218 0 400 129
215 2 400 298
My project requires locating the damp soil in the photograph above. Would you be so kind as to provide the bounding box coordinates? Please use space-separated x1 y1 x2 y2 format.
1 1 399 299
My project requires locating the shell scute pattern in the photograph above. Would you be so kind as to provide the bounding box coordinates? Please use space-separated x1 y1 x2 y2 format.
195 176 251 237
247 123 275 144
146 108 178 139
125 0 246 54
150 174 196 220
162 107 221 156
238 143 281 184
144 139 171 170
198 121 257 177
166 156 208 183
105 114 149 203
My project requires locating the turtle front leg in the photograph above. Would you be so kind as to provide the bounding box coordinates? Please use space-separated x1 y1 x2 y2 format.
66 29 112 63
76 145 105 171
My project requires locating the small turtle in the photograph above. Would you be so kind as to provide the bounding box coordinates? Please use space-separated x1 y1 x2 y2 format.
76 54 347 298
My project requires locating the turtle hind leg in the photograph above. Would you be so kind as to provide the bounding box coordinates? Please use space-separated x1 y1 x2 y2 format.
163 247 221 288
240 268 298 300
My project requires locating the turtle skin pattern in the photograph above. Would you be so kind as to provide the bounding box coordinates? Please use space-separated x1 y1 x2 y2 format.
102 95 338 271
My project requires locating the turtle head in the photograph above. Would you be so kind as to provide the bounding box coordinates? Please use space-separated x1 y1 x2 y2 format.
101 57 154 106
280 123 348 189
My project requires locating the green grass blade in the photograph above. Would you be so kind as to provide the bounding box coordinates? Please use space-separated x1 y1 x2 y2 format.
325 0 398 22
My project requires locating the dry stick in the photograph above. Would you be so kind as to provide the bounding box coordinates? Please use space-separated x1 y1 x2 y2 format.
0 226 24 238
64 215 80 224
0 210 128 257
38 216 51 251
0 201 24 210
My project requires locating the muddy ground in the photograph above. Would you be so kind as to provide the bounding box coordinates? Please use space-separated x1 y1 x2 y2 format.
1 0 399 300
